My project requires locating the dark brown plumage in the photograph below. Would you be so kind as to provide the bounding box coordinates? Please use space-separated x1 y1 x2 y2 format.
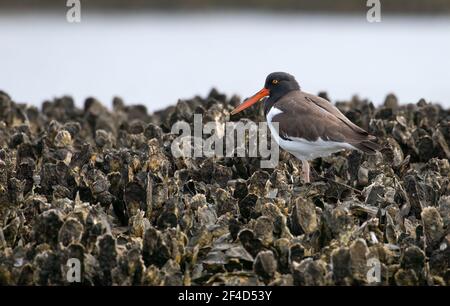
231 72 381 182
271 90 380 154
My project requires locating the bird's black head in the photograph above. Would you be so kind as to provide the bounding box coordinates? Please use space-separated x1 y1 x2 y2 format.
264 72 300 97
230 72 301 115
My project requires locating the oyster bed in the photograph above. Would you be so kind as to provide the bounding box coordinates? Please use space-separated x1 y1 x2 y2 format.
0 90 449 286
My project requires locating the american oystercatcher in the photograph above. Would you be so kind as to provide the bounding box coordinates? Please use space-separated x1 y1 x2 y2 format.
231 72 380 183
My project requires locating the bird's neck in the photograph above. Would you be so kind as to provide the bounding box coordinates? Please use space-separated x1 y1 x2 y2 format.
264 89 300 116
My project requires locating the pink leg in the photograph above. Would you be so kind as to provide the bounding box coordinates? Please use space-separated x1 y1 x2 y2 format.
302 160 310 183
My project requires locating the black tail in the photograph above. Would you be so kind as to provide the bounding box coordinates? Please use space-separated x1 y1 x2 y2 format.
353 139 381 155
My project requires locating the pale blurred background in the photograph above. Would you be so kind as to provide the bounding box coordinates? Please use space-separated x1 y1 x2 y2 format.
1 0 449 111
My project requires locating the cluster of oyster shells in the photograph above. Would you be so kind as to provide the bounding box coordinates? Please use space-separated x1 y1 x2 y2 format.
0 89 448 285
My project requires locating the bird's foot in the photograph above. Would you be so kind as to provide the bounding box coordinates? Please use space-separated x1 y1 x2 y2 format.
301 160 310 183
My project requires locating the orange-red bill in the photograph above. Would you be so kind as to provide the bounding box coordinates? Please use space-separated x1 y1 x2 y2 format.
230 88 270 115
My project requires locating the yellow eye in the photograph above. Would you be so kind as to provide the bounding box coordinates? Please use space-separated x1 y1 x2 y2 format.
272 79 279 85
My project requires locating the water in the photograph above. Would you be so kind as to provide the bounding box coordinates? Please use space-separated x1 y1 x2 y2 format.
1 12 449 111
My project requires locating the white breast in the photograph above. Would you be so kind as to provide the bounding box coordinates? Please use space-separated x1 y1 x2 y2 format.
266 107 356 161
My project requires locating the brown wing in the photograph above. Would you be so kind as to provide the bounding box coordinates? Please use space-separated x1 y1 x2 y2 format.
271 91 380 154
303 92 371 136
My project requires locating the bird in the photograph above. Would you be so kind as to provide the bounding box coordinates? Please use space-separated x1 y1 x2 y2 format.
230 72 380 183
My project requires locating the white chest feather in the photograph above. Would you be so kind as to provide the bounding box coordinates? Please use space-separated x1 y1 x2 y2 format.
266 107 355 161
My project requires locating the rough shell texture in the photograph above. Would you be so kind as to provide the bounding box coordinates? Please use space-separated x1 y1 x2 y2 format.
0 90 448 285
